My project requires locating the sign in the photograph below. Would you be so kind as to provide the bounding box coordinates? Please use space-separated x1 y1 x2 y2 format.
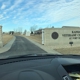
62 31 80 39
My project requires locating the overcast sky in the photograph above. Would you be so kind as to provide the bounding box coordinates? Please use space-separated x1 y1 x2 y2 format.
0 0 80 32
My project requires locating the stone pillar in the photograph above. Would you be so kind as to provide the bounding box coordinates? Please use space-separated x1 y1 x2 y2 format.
0 26 3 48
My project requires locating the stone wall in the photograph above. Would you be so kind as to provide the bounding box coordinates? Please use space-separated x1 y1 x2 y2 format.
42 27 80 49
0 26 3 48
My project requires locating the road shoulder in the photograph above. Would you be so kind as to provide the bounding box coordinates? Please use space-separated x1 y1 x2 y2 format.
0 36 16 53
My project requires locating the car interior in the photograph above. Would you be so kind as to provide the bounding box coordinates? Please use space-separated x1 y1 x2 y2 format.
0 55 80 80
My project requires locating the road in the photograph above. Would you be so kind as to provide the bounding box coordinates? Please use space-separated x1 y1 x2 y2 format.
0 36 47 57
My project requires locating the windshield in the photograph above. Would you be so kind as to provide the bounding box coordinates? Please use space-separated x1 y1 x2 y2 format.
0 0 80 58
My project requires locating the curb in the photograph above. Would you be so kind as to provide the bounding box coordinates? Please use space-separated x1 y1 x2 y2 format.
0 36 16 53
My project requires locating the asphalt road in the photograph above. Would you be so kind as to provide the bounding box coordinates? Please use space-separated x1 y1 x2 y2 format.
0 36 47 57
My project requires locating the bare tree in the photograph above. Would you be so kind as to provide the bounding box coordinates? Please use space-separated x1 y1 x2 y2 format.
18 27 23 34
52 26 54 28
30 25 38 33
23 29 27 35
13 27 23 35
13 28 16 33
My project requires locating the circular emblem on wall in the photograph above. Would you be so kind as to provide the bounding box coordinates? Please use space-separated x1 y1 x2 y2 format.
51 32 59 39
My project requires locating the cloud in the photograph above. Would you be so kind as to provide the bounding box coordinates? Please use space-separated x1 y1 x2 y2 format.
13 16 16 19
1 0 11 10
11 0 80 27
10 0 36 19
3 11 7 14
28 0 80 24
1 4 6 9
1 16 9 20
0 14 3 19
13 20 19 24
0 0 80 29
0 15 9 21
63 17 80 26
5 0 23 11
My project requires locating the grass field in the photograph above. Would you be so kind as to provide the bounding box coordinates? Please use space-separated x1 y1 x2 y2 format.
54 47 80 55
3 34 13 46
26 34 42 44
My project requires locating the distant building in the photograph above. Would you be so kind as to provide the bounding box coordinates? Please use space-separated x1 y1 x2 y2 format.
26 31 30 36
9 31 14 35
34 29 42 34
62 26 80 28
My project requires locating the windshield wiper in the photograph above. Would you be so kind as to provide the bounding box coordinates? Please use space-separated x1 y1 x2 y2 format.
0 53 62 60
0 53 79 60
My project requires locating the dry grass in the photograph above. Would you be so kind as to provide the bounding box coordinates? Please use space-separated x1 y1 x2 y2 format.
54 47 80 55
2 34 13 45
26 34 42 44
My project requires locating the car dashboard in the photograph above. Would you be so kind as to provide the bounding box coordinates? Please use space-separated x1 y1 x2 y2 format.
0 56 80 80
